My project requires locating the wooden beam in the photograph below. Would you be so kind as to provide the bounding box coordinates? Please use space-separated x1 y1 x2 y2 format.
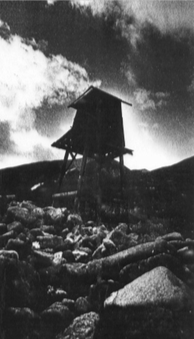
58 149 69 188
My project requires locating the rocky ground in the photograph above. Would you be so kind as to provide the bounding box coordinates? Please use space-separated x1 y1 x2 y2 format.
0 200 194 339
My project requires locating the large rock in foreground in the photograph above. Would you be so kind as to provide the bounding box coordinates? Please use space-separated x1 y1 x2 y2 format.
98 267 194 339
105 266 192 309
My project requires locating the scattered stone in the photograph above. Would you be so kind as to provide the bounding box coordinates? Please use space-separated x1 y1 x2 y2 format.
0 249 19 260
0 230 16 247
7 221 23 234
57 312 100 339
37 234 64 250
85 220 95 227
63 237 75 251
20 201 37 211
0 223 7 235
5 238 31 260
41 302 73 338
177 246 194 264
41 225 56 234
61 228 69 238
66 213 83 230
43 206 67 226
4 307 40 339
62 298 75 311
108 229 138 251
72 249 90 263
63 249 75 262
5 206 35 226
41 301 73 327
75 296 92 315
47 286 67 303
103 238 117 253
30 228 44 238
114 223 128 234
32 249 54 268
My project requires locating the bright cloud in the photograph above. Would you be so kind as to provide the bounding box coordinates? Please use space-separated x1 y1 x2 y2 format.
0 26 100 168
122 104 179 170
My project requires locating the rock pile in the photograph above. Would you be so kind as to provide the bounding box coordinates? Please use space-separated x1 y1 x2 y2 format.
0 200 193 339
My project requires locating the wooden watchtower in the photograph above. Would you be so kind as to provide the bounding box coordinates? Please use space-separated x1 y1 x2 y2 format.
52 86 133 213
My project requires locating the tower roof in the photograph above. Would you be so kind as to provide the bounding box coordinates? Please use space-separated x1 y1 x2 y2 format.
68 86 132 109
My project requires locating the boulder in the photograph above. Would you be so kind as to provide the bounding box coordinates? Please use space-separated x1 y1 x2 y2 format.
31 206 45 221
73 249 91 263
105 266 192 309
20 201 37 211
32 249 54 268
0 250 19 260
108 229 138 251
75 296 92 315
41 302 72 323
57 312 100 339
62 298 75 312
7 221 24 233
63 250 75 262
177 247 194 264
5 206 35 226
4 307 40 339
41 225 56 235
30 228 44 238
101 267 194 339
119 253 190 285
1 258 40 309
43 207 67 226
0 223 7 235
63 237 75 251
0 230 16 247
114 223 128 234
37 234 64 250
103 238 117 253
41 302 73 338
66 213 83 230
61 228 69 239
47 286 67 303
5 238 31 260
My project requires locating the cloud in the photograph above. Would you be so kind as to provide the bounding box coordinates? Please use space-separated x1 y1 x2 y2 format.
122 104 179 170
133 89 156 111
0 22 100 168
67 0 194 44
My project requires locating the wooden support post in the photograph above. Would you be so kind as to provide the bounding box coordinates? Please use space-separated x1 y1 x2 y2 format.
74 146 88 213
96 158 102 224
58 149 69 189
119 152 124 198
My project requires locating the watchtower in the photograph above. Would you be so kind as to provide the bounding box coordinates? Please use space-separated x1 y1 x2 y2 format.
52 86 133 213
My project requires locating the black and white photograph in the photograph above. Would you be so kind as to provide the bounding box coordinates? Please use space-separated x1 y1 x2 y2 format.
0 1 194 338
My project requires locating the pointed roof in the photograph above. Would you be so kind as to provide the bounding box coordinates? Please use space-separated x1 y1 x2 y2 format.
68 86 132 109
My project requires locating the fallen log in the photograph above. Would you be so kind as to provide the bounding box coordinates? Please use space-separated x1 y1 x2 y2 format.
60 239 176 286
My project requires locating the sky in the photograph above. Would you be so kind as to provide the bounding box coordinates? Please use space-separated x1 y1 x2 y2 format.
0 0 194 170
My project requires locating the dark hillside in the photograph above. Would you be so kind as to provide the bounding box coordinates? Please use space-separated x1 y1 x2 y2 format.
0 156 193 235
